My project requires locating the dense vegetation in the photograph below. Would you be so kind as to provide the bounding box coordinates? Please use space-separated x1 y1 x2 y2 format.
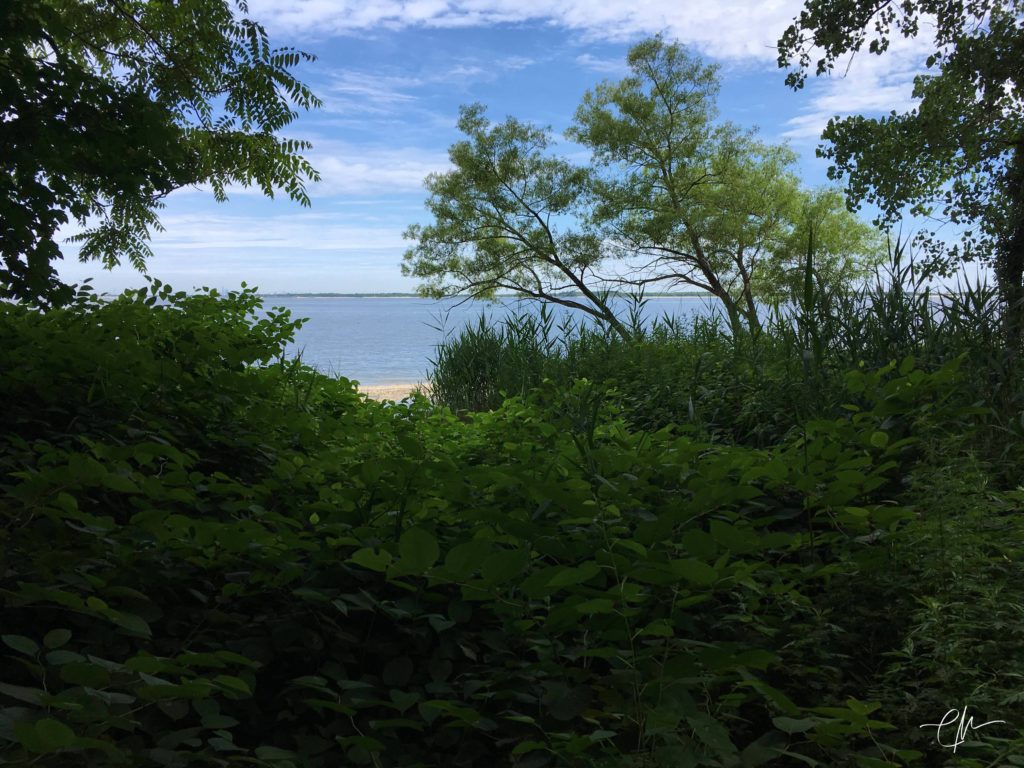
4 0 1024 766
2 268 1023 766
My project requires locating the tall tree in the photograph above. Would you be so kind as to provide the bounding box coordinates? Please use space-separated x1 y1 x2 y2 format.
402 104 628 337
1 0 321 304
404 38 881 337
570 36 881 335
778 0 1024 345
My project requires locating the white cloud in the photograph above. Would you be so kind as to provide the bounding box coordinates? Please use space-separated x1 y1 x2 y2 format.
171 142 449 198
310 146 449 195
314 55 536 116
318 70 423 115
247 0 806 61
575 53 628 75
148 212 409 252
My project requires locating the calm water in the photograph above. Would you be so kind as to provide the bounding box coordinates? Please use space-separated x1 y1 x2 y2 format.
267 296 720 386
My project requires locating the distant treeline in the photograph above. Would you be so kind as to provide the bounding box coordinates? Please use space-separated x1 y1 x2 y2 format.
258 291 712 299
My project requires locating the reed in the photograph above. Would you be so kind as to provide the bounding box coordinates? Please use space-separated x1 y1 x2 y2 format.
429 242 1018 456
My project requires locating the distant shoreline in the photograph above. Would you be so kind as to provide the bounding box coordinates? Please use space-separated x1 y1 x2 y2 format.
260 292 713 299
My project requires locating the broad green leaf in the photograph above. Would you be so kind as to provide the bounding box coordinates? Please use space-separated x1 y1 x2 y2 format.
681 529 717 560
36 718 76 748
686 712 735 754
213 675 252 696
43 629 72 650
546 561 601 588
349 547 392 572
575 598 615 614
772 716 817 734
670 559 718 586
398 528 440 572
113 612 151 638
480 548 529 585
2 635 38 657
443 539 491 579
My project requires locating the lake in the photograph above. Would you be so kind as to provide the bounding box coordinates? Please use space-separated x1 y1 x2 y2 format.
267 295 721 386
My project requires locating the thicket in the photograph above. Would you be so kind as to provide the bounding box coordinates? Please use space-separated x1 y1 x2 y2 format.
429 253 1019 453
2 277 1022 767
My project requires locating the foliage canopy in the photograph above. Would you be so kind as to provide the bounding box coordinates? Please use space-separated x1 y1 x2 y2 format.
404 37 882 336
778 0 1024 337
0 0 321 303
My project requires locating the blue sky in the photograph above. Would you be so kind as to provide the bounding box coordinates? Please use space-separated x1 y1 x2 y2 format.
56 1 932 294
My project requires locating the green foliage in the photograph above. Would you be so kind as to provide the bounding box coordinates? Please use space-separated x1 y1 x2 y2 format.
429 248 1020 456
1 0 321 304
778 0 1024 345
404 37 882 338
3 282 1021 765
402 103 627 336
569 37 883 335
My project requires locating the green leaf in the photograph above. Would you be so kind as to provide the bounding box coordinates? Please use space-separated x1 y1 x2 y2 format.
45 650 85 665
254 746 301 760
113 612 151 638
546 561 601 588
869 431 889 448
686 713 735 754
443 539 491 579
708 520 756 553
575 598 615 614
0 682 46 705
398 528 440 572
349 547 392 572
480 548 529 585
213 675 252 696
681 529 717 560
43 629 72 650
511 740 547 756
772 716 817 734
2 635 38 657
669 559 718 586
35 718 77 750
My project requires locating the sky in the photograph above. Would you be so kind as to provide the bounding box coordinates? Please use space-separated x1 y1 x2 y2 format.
56 0 935 295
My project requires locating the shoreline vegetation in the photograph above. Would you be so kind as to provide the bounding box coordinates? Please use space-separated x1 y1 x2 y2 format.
258 291 713 299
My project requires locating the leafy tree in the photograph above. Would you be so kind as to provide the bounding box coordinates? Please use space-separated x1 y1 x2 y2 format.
1 0 321 304
404 38 881 337
571 37 882 335
402 104 628 337
754 187 886 304
778 0 1024 344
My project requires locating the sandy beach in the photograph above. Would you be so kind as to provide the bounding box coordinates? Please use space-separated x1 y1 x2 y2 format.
360 383 430 401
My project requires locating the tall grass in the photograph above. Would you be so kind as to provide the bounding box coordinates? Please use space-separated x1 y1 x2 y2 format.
428 245 1021 457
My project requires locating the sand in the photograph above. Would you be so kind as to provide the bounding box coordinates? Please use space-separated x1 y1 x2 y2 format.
360 383 430 401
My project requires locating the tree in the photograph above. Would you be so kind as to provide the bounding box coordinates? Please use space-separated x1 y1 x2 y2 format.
570 38 881 334
1 0 321 304
778 0 1024 344
402 104 629 337
404 37 881 337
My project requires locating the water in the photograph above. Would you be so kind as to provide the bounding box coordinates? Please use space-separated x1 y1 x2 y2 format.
267 295 720 386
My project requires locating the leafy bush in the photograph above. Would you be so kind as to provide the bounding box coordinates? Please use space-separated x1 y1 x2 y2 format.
2 282 1021 767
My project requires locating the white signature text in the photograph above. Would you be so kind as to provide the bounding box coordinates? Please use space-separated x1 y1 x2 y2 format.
919 707 1006 753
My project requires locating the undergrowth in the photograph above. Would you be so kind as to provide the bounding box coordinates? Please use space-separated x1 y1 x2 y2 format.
1 276 1022 767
